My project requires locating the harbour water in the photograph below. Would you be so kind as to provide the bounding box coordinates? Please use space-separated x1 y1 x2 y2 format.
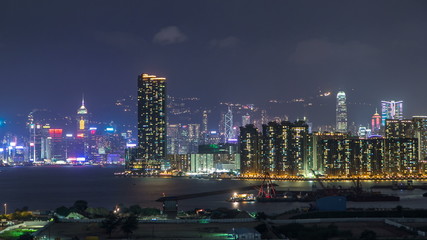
0 166 426 214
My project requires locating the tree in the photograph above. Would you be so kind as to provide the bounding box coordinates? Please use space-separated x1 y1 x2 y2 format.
55 206 70 217
100 213 121 237
121 215 139 238
73 200 88 212
85 207 110 218
140 208 160 216
128 205 143 216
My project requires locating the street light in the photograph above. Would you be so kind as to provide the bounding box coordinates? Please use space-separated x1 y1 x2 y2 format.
3 203 6 215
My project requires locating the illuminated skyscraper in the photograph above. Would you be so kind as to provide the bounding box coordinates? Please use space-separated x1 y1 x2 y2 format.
137 73 167 161
242 114 251 127
77 96 88 137
239 124 261 175
336 91 347 133
224 106 234 142
381 100 403 126
201 110 208 144
412 116 427 163
261 121 308 176
371 109 381 134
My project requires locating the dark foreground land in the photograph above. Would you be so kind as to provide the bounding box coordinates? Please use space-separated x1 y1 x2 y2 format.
37 222 257 239
36 220 426 240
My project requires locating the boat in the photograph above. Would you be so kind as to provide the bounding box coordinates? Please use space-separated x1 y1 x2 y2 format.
228 193 256 202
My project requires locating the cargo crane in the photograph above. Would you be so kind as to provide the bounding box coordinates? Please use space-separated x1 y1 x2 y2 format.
257 172 276 198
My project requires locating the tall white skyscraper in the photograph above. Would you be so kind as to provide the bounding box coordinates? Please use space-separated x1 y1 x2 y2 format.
336 91 347 133
381 100 403 126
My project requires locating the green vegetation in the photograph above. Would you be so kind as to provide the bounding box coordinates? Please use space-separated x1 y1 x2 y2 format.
0 229 36 240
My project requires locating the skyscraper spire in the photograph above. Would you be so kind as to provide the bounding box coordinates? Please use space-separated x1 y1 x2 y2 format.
77 94 88 115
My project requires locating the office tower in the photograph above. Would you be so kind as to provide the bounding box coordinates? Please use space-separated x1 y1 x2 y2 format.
202 110 208 144
188 124 200 153
167 124 180 154
371 110 381 134
224 106 234 142
29 123 42 162
77 96 88 136
242 114 251 127
137 73 167 161
239 124 261 175
336 91 347 132
48 129 64 161
381 100 403 126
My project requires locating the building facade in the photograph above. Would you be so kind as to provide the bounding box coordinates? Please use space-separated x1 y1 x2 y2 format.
381 100 403 126
137 73 167 161
336 91 348 133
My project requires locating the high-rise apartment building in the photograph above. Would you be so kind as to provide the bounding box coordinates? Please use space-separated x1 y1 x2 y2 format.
261 121 308 176
385 119 414 139
412 116 427 164
239 124 261 175
336 91 347 133
381 100 403 126
137 73 167 161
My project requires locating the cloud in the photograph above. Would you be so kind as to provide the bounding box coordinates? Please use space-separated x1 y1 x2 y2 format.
153 26 187 45
210 36 239 48
289 38 379 65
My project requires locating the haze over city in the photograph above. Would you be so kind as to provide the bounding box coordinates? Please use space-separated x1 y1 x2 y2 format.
2 1 427 239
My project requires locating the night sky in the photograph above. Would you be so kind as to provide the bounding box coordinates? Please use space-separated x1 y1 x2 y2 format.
1 1 427 122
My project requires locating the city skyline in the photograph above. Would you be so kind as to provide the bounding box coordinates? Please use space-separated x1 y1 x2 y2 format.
1 1 427 120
